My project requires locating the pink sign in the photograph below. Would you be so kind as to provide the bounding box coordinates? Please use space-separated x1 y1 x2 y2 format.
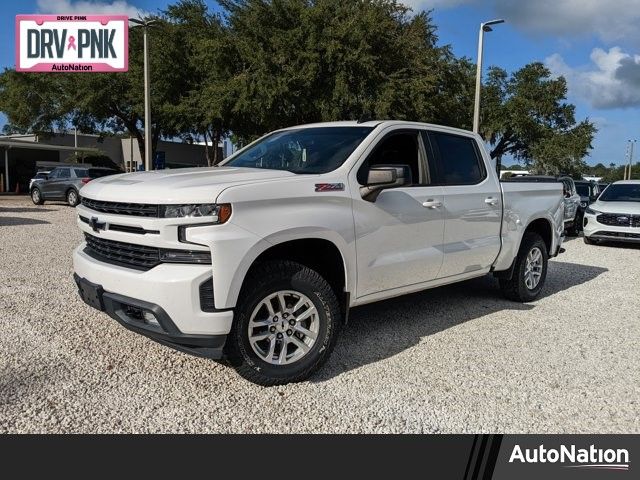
16 15 128 72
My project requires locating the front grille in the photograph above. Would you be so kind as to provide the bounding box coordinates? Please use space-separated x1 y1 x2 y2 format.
79 215 159 235
81 197 159 217
199 278 216 312
596 213 640 227
593 231 640 239
84 233 161 270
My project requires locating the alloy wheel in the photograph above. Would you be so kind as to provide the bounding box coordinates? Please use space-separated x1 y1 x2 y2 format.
524 247 543 290
247 290 319 365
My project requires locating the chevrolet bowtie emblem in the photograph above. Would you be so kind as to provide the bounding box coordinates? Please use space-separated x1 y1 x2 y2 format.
90 217 106 233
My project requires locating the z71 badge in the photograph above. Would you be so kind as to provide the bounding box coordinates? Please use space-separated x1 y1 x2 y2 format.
315 183 345 192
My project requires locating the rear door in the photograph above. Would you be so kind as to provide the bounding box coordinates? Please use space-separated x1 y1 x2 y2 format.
40 168 61 197
424 129 502 279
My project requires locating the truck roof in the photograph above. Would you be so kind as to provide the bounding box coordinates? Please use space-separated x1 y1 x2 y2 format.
279 120 478 137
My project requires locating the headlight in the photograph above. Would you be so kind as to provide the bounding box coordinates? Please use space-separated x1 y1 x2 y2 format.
159 203 232 222
585 207 600 215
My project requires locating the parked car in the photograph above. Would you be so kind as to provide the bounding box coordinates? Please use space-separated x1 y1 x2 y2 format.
31 166 119 207
28 170 50 191
73 121 564 385
504 175 581 235
574 180 601 232
583 180 640 245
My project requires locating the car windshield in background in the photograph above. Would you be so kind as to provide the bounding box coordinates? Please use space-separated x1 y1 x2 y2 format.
599 184 640 202
575 184 590 197
225 127 374 174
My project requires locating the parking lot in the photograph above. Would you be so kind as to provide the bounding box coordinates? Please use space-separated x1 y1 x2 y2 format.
1 195 639 433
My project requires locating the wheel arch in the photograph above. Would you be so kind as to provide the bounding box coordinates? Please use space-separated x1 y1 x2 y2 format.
228 234 352 321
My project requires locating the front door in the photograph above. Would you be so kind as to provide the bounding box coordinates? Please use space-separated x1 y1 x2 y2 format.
352 128 445 299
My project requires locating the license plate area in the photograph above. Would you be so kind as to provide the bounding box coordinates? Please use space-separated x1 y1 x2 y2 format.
77 277 105 311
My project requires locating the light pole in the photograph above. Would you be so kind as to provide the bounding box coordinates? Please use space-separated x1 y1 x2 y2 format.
130 18 157 171
627 139 637 180
473 19 505 134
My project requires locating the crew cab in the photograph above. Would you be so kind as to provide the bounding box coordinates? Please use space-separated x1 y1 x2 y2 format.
72 121 564 385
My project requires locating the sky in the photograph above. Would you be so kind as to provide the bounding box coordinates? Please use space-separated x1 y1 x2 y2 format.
2 0 640 167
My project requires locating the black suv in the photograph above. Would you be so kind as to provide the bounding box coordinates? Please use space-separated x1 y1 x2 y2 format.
574 180 600 231
31 166 118 206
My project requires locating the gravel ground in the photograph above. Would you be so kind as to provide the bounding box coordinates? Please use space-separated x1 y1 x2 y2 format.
1 195 639 433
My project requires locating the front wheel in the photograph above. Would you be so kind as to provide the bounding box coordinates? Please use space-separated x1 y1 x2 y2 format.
31 187 44 205
66 189 79 207
499 232 549 302
225 260 341 386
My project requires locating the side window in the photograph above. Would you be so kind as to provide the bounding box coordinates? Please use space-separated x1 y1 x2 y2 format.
48 168 60 179
357 131 423 186
59 168 71 179
74 169 87 178
427 131 486 185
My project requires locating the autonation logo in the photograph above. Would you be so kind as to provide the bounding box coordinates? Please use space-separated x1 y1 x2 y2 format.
509 444 630 471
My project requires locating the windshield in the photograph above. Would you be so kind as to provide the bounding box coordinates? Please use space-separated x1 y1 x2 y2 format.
575 184 590 197
599 183 640 202
225 127 374 174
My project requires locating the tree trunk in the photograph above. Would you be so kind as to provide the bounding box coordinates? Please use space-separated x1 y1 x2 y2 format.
212 129 222 165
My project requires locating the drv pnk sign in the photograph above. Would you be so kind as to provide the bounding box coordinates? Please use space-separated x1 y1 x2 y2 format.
16 15 128 72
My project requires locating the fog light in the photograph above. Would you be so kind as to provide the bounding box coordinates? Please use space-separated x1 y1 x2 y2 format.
143 311 160 327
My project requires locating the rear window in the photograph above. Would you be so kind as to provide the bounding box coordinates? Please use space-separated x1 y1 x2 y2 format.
599 184 640 202
87 169 117 179
428 131 485 185
575 184 590 197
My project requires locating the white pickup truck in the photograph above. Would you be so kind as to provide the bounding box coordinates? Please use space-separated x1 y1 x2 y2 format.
73 121 564 385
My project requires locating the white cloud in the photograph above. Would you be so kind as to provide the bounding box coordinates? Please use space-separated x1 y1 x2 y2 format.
493 0 640 45
36 0 148 19
546 47 640 109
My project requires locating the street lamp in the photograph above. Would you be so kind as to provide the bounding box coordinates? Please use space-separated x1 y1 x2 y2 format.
626 139 637 180
473 19 505 134
129 18 157 171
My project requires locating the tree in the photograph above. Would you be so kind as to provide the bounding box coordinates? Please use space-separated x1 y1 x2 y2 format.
218 0 464 137
481 63 596 174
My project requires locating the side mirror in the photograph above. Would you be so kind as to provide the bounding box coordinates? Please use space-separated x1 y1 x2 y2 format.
360 165 410 202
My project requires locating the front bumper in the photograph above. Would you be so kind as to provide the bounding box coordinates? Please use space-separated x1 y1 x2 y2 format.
583 214 640 243
74 274 227 359
73 244 234 358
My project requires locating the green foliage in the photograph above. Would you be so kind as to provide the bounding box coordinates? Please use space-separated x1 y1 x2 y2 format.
481 63 596 175
0 0 595 170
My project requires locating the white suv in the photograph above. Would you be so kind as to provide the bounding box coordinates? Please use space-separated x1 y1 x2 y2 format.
583 180 640 245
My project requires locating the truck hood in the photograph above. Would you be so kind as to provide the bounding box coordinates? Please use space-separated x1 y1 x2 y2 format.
80 167 297 204
591 200 640 214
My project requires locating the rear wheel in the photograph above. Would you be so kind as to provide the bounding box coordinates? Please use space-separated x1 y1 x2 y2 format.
66 189 79 207
31 187 44 205
225 260 341 386
499 232 549 302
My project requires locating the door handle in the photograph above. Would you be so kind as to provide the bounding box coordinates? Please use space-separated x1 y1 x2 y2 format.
484 197 499 206
422 200 442 209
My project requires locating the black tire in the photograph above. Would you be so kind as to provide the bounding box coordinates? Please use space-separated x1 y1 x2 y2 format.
66 188 80 207
499 232 549 302
31 187 44 205
225 260 341 386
